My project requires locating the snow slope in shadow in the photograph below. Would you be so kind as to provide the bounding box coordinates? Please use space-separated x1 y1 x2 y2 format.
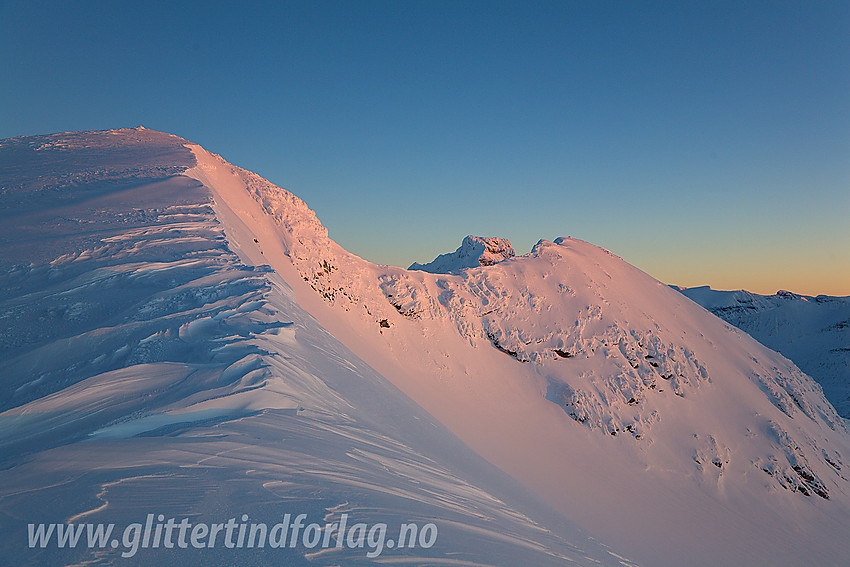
0 129 632 566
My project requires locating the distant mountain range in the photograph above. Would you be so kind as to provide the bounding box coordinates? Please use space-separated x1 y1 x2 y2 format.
677 286 850 418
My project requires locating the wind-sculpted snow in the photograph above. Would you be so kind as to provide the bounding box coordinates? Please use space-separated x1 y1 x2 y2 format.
0 128 194 221
183 136 850 565
382 240 712 437
380 239 844 436
3 128 850 566
1 129 633 566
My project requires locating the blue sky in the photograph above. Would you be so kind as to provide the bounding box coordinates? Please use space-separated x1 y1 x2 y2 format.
2 1 848 294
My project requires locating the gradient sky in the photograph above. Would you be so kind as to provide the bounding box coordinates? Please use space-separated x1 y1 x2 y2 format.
2 1 848 295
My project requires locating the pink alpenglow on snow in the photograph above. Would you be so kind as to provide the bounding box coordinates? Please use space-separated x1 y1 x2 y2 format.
2 128 849 567
409 235 516 273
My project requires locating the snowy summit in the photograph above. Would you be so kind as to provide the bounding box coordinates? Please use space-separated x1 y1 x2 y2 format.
409 235 516 273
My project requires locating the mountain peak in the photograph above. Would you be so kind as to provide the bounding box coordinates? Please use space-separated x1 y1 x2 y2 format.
409 235 515 273
5 129 850 566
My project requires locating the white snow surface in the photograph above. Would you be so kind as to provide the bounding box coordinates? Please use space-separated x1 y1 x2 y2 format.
2 128 850 566
677 285 850 418
0 130 635 566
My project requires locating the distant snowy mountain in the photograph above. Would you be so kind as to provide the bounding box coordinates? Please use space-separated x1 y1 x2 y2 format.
678 286 850 418
409 235 515 273
2 128 849 567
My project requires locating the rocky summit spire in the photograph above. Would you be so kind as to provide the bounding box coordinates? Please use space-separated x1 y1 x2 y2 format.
409 235 516 273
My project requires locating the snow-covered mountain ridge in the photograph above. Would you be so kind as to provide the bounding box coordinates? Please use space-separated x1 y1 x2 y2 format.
2 128 850 566
383 238 843 437
3 129 619 566
220 155 843 440
678 286 850 418
183 134 850 564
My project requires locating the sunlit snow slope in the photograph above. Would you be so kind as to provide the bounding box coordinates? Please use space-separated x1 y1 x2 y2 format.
182 138 850 567
0 129 627 567
2 128 850 567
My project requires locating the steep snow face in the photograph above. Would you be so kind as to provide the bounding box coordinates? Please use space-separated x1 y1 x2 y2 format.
378 237 845 478
679 286 850 418
409 236 516 273
4 128 850 567
182 141 850 566
1 130 631 567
